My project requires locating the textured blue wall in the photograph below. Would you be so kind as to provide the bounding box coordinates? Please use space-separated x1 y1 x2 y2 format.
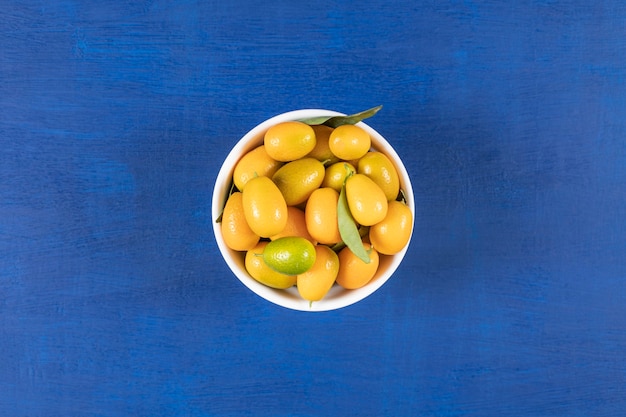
1 1 625 416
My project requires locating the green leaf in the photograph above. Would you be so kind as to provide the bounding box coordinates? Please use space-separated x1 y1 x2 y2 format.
337 181 371 264
215 180 236 223
298 105 382 128
330 226 369 253
396 188 408 204
298 115 333 125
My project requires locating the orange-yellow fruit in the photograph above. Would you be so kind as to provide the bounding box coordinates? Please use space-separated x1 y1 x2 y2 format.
242 176 288 237
357 151 400 201
321 162 356 193
272 157 325 206
305 187 342 245
329 124 371 160
369 201 413 255
335 243 379 289
233 145 282 191
297 245 339 302
264 121 316 162
345 174 388 226
221 192 260 251
245 242 296 289
307 125 338 163
270 206 316 243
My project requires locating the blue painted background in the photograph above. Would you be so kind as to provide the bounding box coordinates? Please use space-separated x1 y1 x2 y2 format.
2 1 625 416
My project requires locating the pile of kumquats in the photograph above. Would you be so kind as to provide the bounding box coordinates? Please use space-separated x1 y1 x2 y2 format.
217 106 412 305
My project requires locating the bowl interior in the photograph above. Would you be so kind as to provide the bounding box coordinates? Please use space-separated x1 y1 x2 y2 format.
212 109 414 312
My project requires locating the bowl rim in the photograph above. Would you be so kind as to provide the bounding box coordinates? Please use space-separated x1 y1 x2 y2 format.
212 109 414 312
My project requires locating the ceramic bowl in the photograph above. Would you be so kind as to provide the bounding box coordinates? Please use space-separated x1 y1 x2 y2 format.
212 109 414 312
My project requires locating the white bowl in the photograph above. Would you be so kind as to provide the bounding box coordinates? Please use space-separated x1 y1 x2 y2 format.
212 109 414 312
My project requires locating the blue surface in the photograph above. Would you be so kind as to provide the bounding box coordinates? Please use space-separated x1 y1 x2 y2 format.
2 1 625 416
